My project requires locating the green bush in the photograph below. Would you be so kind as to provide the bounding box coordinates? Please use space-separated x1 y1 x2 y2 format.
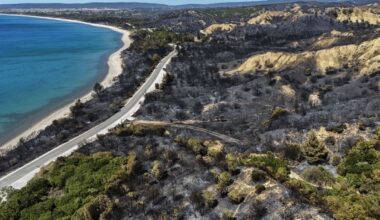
109 100 124 113
202 190 218 208
376 127 380 139
285 178 321 204
303 133 329 164
337 139 379 176
217 172 232 188
125 151 138 176
206 141 224 159
186 138 207 155
243 153 289 182
326 124 347 134
70 99 84 117
332 156 341 166
227 188 245 204
325 136 336 145
151 160 164 180
302 167 335 186
132 29 191 51
251 169 267 182
226 153 239 172
255 184 266 194
282 143 303 161
222 209 235 220
271 107 288 119
72 194 113 220
112 124 165 137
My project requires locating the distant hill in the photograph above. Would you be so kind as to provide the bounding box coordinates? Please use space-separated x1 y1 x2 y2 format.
0 0 377 10
0 2 168 9
175 0 338 9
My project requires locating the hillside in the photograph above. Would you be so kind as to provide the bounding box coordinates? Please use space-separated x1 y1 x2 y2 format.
201 23 238 35
247 10 292 25
0 0 378 10
230 36 380 75
334 6 380 25
0 1 380 220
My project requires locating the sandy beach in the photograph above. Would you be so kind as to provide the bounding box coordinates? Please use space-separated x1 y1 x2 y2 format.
0 14 132 151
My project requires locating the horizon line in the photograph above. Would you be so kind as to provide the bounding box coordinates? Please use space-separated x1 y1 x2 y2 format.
0 1 275 7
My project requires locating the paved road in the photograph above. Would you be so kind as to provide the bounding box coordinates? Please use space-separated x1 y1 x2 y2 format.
0 49 177 189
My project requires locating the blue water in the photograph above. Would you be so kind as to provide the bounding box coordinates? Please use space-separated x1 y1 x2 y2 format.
0 15 121 143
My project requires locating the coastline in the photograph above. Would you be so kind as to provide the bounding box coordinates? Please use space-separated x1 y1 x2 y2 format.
0 13 132 151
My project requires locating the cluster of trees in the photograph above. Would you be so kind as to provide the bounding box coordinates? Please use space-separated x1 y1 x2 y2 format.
176 135 288 213
112 123 166 137
302 166 335 187
0 152 129 219
130 29 192 53
241 153 289 182
205 6 259 19
287 129 380 220
282 132 329 165
302 133 329 164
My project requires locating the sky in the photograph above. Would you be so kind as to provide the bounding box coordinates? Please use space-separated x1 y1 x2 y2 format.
1 0 259 5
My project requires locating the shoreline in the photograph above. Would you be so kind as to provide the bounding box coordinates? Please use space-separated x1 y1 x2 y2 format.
0 13 132 152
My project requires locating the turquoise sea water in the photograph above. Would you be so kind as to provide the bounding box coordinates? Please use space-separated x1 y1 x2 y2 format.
0 15 121 144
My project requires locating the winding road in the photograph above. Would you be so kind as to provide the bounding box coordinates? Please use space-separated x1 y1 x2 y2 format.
132 120 246 145
0 49 177 189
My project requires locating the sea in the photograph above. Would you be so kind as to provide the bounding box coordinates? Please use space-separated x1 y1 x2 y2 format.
0 14 122 145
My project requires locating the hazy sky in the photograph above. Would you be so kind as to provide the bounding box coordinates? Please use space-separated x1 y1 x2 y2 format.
2 0 259 5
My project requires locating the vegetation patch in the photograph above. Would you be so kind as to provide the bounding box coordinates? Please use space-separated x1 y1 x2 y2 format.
271 107 288 119
222 209 235 220
242 153 289 182
302 133 329 164
251 169 267 182
331 156 341 166
202 189 218 208
226 153 240 173
301 167 335 187
282 143 303 161
255 184 266 194
131 29 192 52
217 171 233 189
0 152 129 220
227 187 245 204
150 160 164 180
288 135 380 220
326 124 347 134
206 140 225 159
112 124 166 137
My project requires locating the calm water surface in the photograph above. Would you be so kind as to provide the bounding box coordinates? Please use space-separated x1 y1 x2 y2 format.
0 15 121 144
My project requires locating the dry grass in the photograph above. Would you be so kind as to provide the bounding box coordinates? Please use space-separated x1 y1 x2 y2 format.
229 37 380 75
335 7 380 25
202 23 237 35
247 11 291 25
